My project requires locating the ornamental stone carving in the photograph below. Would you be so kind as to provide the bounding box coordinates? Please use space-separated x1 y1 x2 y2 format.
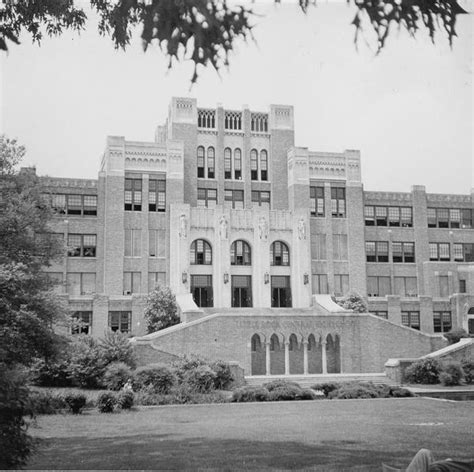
258 216 269 241
179 214 187 239
298 218 306 240
219 216 228 240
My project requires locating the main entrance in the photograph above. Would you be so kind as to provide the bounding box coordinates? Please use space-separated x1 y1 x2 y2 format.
232 275 252 307
191 275 213 307
271 276 291 307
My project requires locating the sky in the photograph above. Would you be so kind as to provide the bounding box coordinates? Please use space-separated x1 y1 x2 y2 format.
1 1 473 194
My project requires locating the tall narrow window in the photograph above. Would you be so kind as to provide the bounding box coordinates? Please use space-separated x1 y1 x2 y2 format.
191 275 213 307
123 272 141 294
149 179 166 212
207 147 215 179
197 146 205 178
433 312 452 333
310 187 324 217
149 230 165 257
124 229 141 257
250 149 258 180
312 274 328 294
270 241 290 266
234 148 242 180
224 148 232 180
231 240 251 265
333 234 348 261
260 150 268 181
334 274 349 297
331 187 346 218
311 234 326 260
124 178 142 211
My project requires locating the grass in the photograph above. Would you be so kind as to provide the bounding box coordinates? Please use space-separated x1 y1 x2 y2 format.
26 398 473 471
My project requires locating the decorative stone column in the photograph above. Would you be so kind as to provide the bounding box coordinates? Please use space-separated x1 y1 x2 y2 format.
284 341 290 375
303 341 309 375
265 341 271 376
321 340 328 374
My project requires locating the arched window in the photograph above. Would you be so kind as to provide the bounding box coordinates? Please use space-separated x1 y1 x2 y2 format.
289 334 298 351
270 241 290 266
251 334 261 352
224 148 232 180
270 334 279 351
190 239 212 265
231 240 251 265
250 149 258 181
197 146 205 178
207 147 215 179
260 150 268 181
234 148 242 180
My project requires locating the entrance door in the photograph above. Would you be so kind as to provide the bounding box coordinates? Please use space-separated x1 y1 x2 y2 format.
232 275 252 307
271 276 292 307
191 275 213 307
468 318 474 335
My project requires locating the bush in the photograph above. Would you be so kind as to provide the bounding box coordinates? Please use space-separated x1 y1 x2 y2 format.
311 383 338 397
28 389 66 415
134 365 176 394
64 393 87 414
404 358 441 384
117 391 134 410
328 383 380 400
210 360 234 390
439 361 465 386
444 328 469 345
336 292 368 313
96 392 117 413
231 386 269 403
30 357 72 388
264 379 301 392
99 331 136 368
183 365 216 393
134 386 169 406
267 385 303 401
144 286 179 333
299 388 319 400
173 355 208 381
103 362 133 391
461 359 474 384
388 386 414 398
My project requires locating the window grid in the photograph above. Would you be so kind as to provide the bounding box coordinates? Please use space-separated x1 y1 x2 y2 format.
367 276 391 297
190 239 212 265
148 179 166 212
401 311 420 330
197 188 217 208
433 311 452 333
225 189 244 209
231 240 251 265
197 109 216 128
124 178 142 211
71 311 92 335
312 274 328 294
224 111 242 130
366 241 389 262
453 243 474 262
392 241 415 263
124 229 142 257
427 208 473 229
109 311 131 333
67 234 96 257
123 272 141 294
270 241 290 266
334 274 349 297
250 149 258 180
49 193 97 216
364 205 412 227
310 186 324 217
429 242 450 261
251 190 270 209
331 187 346 218
224 148 232 180
250 113 268 132
394 276 418 297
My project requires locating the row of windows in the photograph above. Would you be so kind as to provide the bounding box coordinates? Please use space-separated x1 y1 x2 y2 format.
429 242 474 262
364 206 413 227
124 178 166 212
428 208 473 229
310 187 346 218
67 234 97 257
47 194 97 216
197 188 270 209
366 241 415 263
196 110 269 133
312 274 350 297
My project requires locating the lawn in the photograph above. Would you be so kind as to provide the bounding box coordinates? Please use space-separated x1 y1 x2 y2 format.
27 398 473 471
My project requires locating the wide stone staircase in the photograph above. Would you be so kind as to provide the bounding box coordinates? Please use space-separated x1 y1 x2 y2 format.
245 373 398 388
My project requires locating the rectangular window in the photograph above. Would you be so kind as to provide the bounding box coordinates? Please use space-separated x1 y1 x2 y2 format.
124 229 142 257
311 234 326 260
394 276 418 297
459 279 466 293
197 188 217 208
67 234 96 257
392 242 415 263
331 187 345 218
438 275 449 298
433 312 452 333
224 189 244 209
364 206 375 226
310 186 325 217
260 151 268 181
371 311 388 319
427 208 472 229
367 276 391 297
364 206 412 227
207 149 215 179
192 275 214 308
149 179 166 212
123 272 142 295
149 230 165 258
429 242 450 261
234 149 242 180
197 147 205 178
375 206 388 226
333 234 348 261
453 243 474 262
124 178 142 211
461 209 473 228
50 194 97 216
334 274 349 297
366 241 388 262
401 311 420 330
71 311 92 335
251 191 270 209
51 194 66 214
66 273 96 296
224 149 232 180
148 272 166 292
312 274 328 294
109 311 131 333
427 208 437 228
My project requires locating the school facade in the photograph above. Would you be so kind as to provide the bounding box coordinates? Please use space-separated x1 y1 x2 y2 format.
41 97 474 372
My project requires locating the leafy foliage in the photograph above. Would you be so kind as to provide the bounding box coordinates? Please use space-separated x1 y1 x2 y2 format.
0 2 467 83
439 361 465 386
210 360 234 390
134 364 176 393
117 390 134 410
144 285 179 333
99 331 136 368
27 389 67 415
64 393 87 414
182 365 216 393
444 328 469 345
264 379 302 392
30 354 72 388
96 392 117 413
231 386 269 403
461 359 474 384
336 292 368 313
404 358 441 384
103 362 134 391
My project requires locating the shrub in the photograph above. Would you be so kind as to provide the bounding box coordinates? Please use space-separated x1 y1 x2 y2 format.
30 357 72 388
311 383 338 397
183 365 216 393
461 359 474 384
264 379 301 392
103 362 133 391
134 386 169 406
64 393 87 414
267 385 303 401
231 386 269 403
99 331 136 368
96 392 117 413
444 328 469 345
439 361 465 386
134 365 176 394
210 360 234 390
388 386 414 398
144 286 179 333
336 292 368 313
173 355 208 381
117 391 134 410
299 388 319 400
404 358 441 384
28 390 66 415
328 384 380 399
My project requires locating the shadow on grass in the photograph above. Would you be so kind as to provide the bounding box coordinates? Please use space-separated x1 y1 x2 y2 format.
28 434 404 470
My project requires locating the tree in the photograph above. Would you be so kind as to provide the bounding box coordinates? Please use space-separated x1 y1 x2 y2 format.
144 285 179 333
0 1 467 83
336 292 368 313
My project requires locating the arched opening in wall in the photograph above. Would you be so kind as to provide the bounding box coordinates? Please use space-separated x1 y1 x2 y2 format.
270 334 284 375
289 333 303 375
468 307 474 335
308 334 322 374
326 334 341 374
251 334 265 376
